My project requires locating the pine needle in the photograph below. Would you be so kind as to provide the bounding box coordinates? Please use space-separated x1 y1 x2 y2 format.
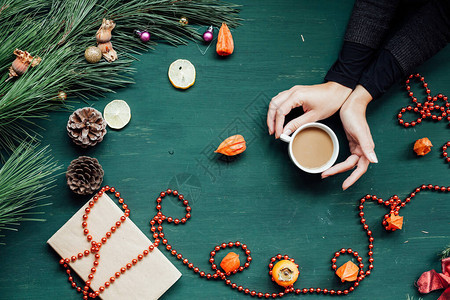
0 141 61 242
441 244 450 259
406 295 423 300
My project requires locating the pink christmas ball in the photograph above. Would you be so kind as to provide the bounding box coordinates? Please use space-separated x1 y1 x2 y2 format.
140 31 150 42
203 31 213 42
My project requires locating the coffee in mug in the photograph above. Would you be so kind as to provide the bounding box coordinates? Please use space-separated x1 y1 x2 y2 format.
291 127 333 169
280 122 339 173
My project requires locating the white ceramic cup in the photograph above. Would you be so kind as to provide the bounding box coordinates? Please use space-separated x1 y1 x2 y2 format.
279 122 339 173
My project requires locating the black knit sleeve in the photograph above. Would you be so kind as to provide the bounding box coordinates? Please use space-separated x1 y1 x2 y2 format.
384 0 450 75
344 0 401 48
324 0 401 89
359 0 450 99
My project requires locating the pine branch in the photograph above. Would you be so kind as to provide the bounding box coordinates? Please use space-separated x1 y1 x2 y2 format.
441 244 450 259
406 295 423 300
0 0 241 152
0 141 61 244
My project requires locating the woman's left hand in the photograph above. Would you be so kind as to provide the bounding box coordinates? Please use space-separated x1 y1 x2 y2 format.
321 85 378 190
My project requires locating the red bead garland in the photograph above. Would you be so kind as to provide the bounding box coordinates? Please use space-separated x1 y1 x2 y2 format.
443 141 450 164
398 73 449 127
149 185 449 298
397 73 449 165
59 184 449 298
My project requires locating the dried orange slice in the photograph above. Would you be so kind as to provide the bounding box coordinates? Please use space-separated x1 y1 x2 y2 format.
168 59 196 89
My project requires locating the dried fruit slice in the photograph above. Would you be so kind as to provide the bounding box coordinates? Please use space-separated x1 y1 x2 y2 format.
103 100 131 129
168 59 196 89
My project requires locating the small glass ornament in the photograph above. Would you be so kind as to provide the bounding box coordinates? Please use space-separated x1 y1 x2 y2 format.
84 46 102 63
58 91 67 101
179 16 189 26
202 26 214 42
134 30 151 42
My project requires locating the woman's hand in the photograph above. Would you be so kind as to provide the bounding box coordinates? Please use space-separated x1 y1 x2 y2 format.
321 85 377 190
267 82 352 138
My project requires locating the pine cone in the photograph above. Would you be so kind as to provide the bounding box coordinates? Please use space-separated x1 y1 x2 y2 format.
66 156 104 195
67 107 107 148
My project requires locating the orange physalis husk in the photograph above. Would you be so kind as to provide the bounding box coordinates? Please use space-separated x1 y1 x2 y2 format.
335 261 359 282
215 134 246 156
216 23 234 56
414 137 433 156
272 260 299 287
220 252 240 273
386 213 403 231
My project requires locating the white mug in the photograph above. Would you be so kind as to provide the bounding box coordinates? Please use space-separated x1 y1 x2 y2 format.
280 122 339 173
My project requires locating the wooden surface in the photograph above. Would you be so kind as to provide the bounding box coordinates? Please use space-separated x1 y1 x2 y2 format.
0 0 449 299
47 194 181 300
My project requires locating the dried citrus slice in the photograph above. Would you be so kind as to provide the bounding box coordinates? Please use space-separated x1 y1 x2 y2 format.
168 59 196 89
103 100 131 129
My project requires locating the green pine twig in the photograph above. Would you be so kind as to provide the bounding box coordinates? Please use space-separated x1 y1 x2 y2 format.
406 295 423 300
441 244 450 259
0 141 61 244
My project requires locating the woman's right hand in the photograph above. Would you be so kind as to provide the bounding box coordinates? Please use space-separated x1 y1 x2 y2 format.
267 82 352 138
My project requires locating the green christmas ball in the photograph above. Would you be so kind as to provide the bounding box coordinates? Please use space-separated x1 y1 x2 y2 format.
84 46 102 63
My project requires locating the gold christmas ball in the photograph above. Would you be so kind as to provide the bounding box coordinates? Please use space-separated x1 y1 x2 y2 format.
179 16 189 26
58 91 67 101
84 46 102 63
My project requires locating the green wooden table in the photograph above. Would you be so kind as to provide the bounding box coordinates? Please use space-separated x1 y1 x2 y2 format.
1 1 449 299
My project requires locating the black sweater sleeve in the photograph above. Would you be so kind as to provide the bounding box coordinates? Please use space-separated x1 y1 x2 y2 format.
343 0 401 48
360 0 450 99
324 0 401 89
384 0 450 75
324 42 375 90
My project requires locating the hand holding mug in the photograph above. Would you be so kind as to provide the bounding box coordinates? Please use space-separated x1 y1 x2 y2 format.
267 82 352 138
321 85 378 190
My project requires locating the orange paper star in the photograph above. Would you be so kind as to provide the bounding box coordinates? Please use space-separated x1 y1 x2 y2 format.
386 213 403 231
335 261 359 282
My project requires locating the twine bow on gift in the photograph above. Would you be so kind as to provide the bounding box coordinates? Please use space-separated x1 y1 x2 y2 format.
416 257 450 300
